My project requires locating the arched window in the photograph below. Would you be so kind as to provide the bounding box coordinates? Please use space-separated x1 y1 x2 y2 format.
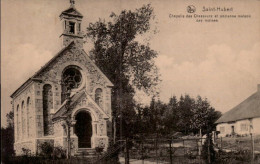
27 97 30 138
21 101 25 139
16 105 19 141
43 84 53 136
95 88 102 106
61 66 82 103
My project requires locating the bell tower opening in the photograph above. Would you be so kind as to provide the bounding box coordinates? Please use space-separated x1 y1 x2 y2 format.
69 22 75 34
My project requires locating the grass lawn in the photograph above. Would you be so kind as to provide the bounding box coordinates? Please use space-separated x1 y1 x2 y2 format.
215 135 260 152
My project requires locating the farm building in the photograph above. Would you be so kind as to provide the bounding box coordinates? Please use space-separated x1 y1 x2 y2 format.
216 84 260 137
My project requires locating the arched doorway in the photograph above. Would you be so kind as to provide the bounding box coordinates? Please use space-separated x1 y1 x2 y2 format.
75 111 92 148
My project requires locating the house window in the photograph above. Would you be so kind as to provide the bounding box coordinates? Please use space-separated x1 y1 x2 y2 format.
220 127 225 133
240 123 248 131
69 22 75 34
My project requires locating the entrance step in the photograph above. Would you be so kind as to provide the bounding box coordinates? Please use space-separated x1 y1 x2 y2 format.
75 148 97 157
74 148 99 164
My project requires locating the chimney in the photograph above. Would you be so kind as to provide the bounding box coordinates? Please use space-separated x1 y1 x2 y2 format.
258 84 260 93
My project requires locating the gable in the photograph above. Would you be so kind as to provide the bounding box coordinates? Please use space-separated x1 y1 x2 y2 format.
60 7 83 18
52 89 109 121
35 42 113 89
11 42 113 98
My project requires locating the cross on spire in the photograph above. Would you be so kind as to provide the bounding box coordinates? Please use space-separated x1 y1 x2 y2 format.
70 0 75 6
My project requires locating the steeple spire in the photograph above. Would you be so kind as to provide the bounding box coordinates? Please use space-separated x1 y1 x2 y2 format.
70 0 75 7
60 0 83 48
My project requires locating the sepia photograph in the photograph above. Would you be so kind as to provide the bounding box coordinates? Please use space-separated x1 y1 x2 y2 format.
1 0 260 163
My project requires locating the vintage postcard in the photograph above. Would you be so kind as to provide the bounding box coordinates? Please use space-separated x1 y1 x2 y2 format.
1 0 259 163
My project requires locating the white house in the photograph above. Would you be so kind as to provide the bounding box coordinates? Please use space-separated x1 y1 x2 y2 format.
216 84 260 137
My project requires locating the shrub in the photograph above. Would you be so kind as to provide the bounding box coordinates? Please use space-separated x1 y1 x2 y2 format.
214 150 235 163
39 142 54 158
184 150 196 159
22 148 31 157
234 149 251 162
103 143 120 162
53 146 66 159
95 146 104 154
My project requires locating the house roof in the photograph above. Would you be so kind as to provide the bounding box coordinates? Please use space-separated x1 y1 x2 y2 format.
216 89 260 123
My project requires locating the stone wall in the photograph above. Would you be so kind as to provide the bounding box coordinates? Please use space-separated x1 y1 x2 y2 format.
92 136 109 150
13 83 36 144
14 140 36 156
62 136 78 155
36 139 54 155
34 43 112 118
34 82 44 138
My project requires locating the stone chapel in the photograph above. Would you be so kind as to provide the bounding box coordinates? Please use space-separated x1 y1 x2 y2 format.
11 1 113 156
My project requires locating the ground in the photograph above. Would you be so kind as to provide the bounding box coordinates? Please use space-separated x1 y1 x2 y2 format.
215 134 260 152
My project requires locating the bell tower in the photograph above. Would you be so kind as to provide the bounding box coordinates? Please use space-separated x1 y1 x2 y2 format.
60 0 84 48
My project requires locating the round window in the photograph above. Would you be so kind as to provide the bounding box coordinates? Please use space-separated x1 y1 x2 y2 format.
62 67 82 90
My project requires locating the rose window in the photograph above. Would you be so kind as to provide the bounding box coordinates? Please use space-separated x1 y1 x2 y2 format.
62 67 82 90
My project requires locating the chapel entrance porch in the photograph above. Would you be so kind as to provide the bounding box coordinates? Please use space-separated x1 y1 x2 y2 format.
74 111 92 148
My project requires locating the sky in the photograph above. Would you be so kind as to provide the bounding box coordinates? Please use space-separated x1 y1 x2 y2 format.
1 0 260 126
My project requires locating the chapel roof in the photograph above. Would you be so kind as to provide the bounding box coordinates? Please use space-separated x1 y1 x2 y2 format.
60 6 83 18
216 86 260 123
10 41 113 98
10 42 74 98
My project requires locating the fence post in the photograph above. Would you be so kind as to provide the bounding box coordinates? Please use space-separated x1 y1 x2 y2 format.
125 139 130 164
142 140 144 164
198 139 201 156
220 137 222 150
251 133 255 163
169 139 173 164
156 138 158 164
207 135 211 164
183 140 185 155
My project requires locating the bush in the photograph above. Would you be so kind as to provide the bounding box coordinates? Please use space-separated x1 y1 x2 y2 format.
22 148 31 157
95 146 104 154
39 142 54 158
234 149 251 162
102 143 120 163
215 149 252 163
53 146 66 159
38 142 67 159
214 150 235 163
1 126 15 163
